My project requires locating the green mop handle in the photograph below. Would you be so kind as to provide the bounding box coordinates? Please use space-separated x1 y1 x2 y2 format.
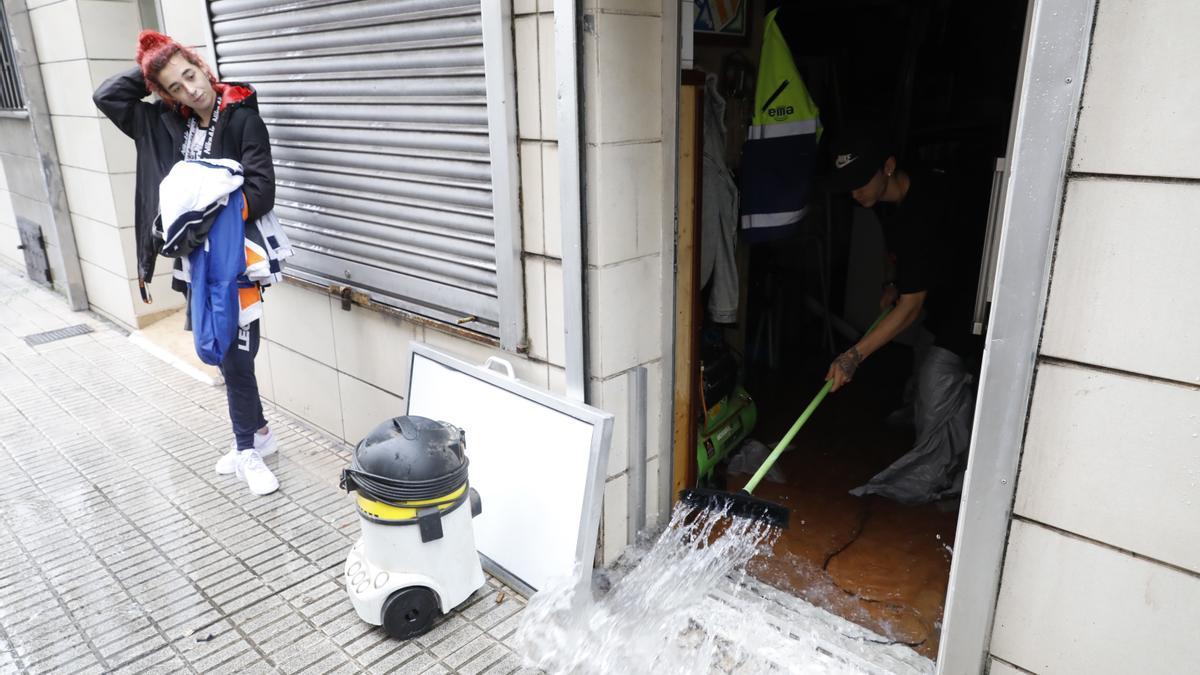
742 307 893 496
743 380 833 495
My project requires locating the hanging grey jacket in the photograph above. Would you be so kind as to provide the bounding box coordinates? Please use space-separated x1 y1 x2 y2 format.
700 74 740 324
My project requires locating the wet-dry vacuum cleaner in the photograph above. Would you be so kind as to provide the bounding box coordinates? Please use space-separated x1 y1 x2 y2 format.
340 416 485 639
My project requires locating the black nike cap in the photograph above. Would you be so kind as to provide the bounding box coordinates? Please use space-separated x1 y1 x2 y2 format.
826 128 891 193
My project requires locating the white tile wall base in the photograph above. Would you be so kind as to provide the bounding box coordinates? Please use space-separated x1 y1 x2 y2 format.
59 164 119 225
39 60 98 117
88 59 135 95
28 0 85 63
536 13 556 141
991 520 1200 674
590 373 630 477
519 140 545 254
524 256 549 361
330 297 423 395
71 214 134 277
1042 179 1200 383
589 361 665 478
582 11 662 144
48 115 107 173
98 118 136 174
1016 363 1200 573
603 473 629 566
514 15 540 139
255 281 561 442
265 340 344 439
79 258 135 326
594 360 666 552
1072 0 1200 178
541 142 562 258
587 254 664 378
586 140 664 266
110 171 135 229
338 372 407 445
260 281 336 366
77 0 141 61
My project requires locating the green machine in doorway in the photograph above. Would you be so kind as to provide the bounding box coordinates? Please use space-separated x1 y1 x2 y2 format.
695 332 757 485
696 386 757 484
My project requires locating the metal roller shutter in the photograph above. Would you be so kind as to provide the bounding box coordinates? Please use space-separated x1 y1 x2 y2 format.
208 0 511 337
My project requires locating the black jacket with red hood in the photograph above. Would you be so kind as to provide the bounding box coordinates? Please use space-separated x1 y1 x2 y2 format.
93 67 275 294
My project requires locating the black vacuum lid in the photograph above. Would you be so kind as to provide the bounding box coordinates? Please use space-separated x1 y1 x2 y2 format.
354 416 466 485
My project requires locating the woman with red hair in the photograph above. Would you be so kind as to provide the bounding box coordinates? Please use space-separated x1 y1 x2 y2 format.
94 31 280 495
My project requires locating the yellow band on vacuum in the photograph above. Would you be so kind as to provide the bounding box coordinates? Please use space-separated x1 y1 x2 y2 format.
356 484 467 521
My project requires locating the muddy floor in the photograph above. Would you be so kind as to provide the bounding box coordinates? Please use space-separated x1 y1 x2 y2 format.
727 344 959 659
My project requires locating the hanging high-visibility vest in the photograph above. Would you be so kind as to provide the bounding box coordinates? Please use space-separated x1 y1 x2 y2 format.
739 8 822 240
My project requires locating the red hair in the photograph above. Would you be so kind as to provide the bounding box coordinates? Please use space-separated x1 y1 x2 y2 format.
136 30 216 109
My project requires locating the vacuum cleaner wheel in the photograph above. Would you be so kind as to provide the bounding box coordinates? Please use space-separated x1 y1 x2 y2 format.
381 586 441 640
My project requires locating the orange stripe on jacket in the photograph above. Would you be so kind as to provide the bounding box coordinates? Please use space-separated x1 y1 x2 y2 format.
245 244 266 268
239 285 262 311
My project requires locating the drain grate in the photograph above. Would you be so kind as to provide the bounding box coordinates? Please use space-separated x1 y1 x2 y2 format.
23 323 94 346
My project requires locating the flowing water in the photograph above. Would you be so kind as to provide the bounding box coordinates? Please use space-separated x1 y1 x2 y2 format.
514 503 871 675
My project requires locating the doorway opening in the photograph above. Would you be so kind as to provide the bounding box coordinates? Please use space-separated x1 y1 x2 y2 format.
674 0 1029 659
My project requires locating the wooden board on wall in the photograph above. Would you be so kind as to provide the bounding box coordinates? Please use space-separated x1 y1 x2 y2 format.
672 71 706 501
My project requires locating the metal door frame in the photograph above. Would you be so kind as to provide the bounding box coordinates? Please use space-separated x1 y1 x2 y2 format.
937 0 1097 671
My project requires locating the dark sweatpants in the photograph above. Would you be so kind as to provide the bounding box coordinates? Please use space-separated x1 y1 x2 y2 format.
221 320 267 450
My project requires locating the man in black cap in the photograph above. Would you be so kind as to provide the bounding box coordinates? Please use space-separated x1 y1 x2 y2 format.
822 129 985 504
824 130 930 391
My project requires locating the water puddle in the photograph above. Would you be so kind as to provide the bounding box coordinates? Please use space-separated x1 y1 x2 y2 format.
514 503 874 674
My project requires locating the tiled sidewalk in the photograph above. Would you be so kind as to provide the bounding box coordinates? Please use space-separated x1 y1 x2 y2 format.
0 264 530 674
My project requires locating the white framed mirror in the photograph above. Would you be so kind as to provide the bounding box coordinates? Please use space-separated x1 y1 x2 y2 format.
406 344 614 594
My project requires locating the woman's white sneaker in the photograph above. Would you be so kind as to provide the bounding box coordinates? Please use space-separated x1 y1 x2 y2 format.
236 449 279 495
215 429 278 475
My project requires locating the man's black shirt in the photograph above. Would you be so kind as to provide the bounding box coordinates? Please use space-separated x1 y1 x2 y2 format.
876 169 986 362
